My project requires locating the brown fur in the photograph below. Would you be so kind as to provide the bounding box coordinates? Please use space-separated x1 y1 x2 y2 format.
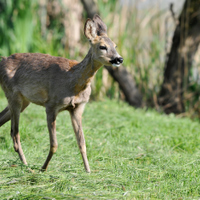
0 15 122 172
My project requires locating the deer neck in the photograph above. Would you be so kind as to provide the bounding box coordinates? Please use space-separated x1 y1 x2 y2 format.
73 48 103 93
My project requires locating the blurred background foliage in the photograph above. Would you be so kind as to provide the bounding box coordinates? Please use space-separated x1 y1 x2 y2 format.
0 0 200 118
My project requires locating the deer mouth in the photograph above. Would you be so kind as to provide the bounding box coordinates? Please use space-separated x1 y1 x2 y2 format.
112 63 120 67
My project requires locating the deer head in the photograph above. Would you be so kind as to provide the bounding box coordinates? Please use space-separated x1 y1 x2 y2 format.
84 14 123 67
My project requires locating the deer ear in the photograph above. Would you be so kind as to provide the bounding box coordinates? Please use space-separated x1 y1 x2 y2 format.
93 14 107 36
84 19 97 40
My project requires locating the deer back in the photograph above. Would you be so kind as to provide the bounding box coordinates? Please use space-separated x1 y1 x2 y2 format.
0 53 92 109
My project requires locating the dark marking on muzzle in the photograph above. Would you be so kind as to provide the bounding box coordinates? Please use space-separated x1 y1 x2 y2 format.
110 57 123 65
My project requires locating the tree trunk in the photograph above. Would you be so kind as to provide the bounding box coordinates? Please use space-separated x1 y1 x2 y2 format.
80 0 97 19
104 66 142 107
80 0 143 107
158 0 200 114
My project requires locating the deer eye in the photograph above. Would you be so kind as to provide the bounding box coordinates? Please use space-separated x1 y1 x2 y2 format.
99 46 107 51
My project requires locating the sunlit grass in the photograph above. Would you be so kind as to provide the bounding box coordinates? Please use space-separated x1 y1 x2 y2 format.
0 91 200 199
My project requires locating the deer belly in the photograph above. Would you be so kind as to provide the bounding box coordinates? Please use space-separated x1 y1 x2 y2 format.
21 88 48 106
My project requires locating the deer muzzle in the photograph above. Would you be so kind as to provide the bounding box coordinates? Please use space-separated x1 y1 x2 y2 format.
110 57 123 67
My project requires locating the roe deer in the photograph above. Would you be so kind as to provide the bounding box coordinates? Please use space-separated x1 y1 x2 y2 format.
0 15 123 173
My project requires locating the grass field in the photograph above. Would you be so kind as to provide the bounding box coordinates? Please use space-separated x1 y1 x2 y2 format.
0 92 200 199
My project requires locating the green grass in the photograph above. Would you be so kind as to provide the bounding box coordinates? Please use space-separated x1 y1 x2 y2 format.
0 92 200 199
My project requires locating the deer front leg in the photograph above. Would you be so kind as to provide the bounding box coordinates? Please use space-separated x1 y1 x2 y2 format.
70 104 90 173
42 108 58 171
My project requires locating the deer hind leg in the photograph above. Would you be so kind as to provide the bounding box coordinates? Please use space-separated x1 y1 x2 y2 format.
9 96 28 165
0 107 10 127
0 100 30 127
70 103 90 173
41 108 58 171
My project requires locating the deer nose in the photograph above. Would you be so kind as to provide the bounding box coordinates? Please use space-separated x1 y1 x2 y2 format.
110 57 123 65
117 57 123 64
